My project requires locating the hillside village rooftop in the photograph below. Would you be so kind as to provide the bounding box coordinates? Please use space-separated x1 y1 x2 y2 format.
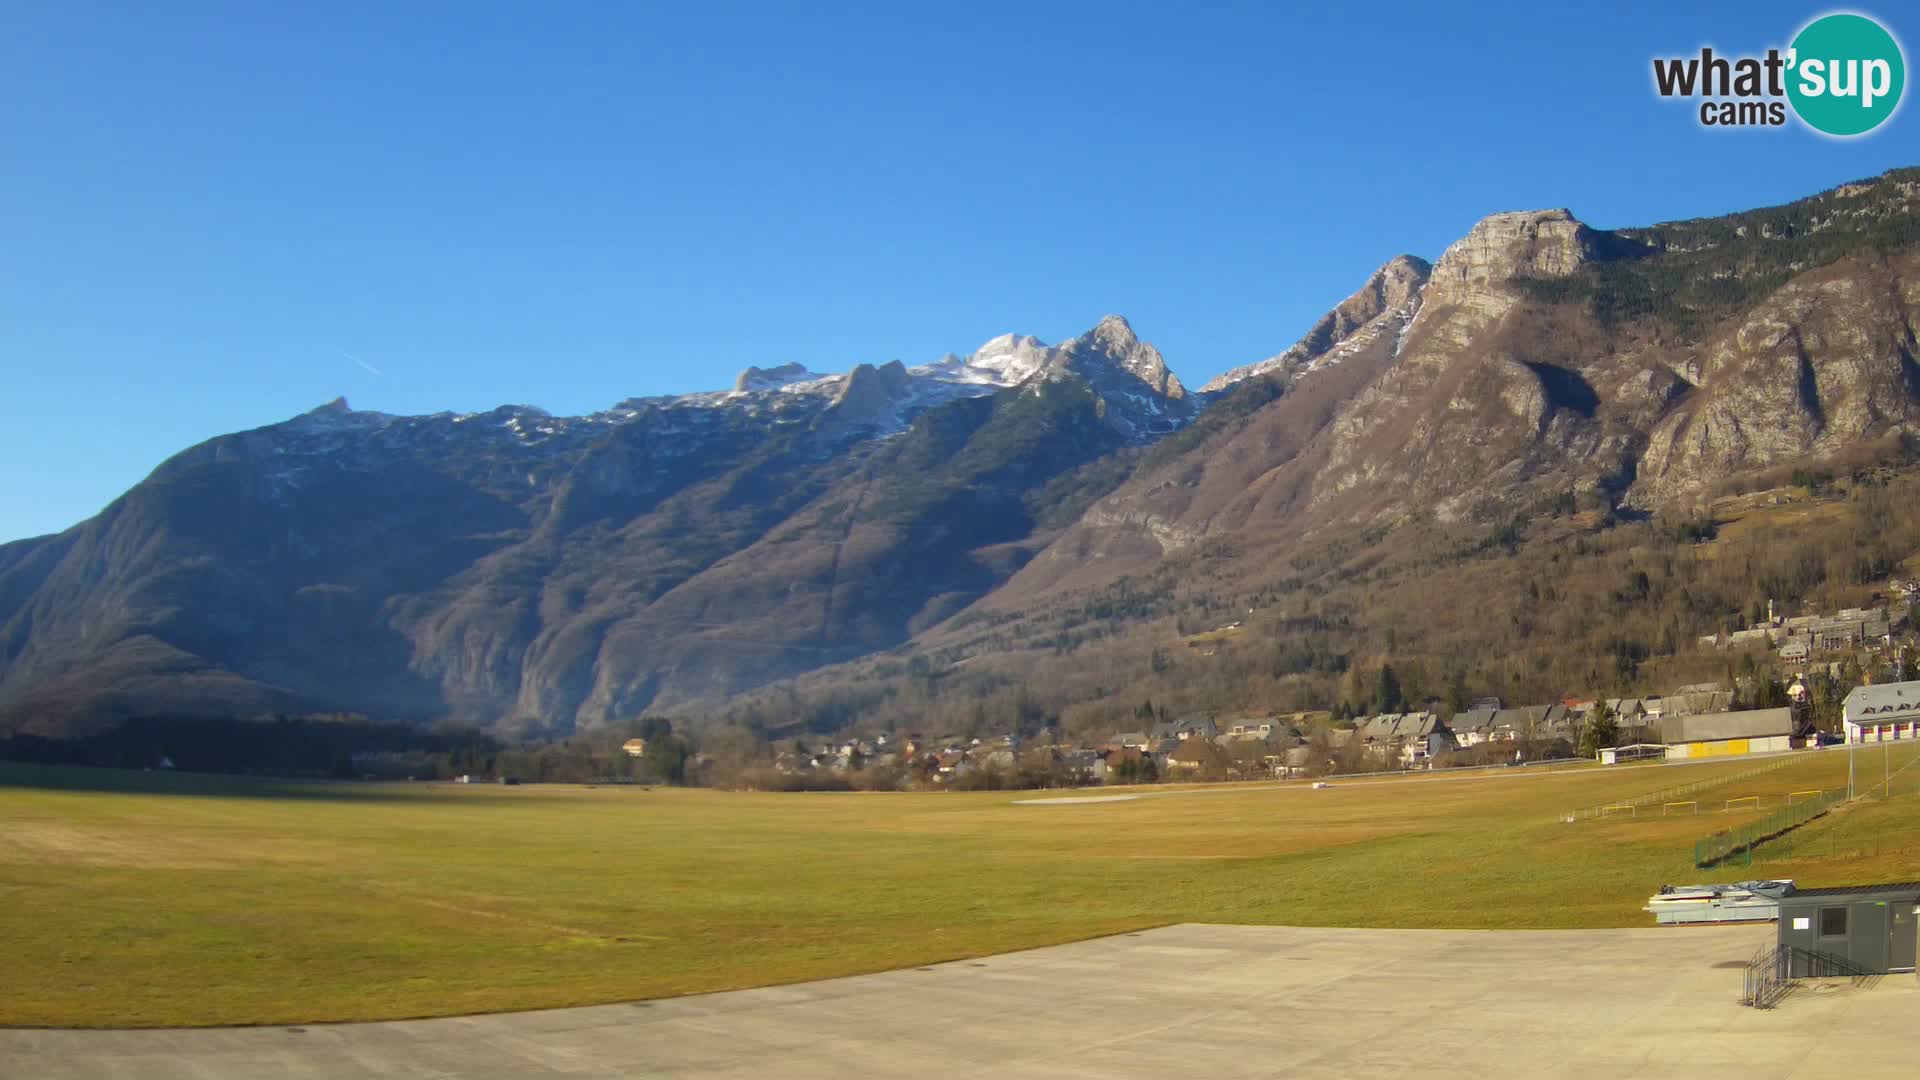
1843 680 1920 743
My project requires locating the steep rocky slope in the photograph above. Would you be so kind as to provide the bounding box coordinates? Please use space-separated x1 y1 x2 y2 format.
990 171 1920 611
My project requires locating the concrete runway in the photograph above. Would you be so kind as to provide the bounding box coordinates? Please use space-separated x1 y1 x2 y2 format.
3 923 1914 1078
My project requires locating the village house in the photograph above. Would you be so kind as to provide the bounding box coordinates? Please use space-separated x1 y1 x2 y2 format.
1094 746 1146 782
1666 686 1736 715
933 749 973 780
621 738 647 758
1280 745 1316 778
1166 737 1231 776
1226 718 1293 740
1448 707 1501 747
1540 704 1579 740
1150 716 1219 742
1488 707 1532 743
1813 617 1870 653
1603 699 1647 724
1356 711 1455 767
1060 749 1103 781
1843 680 1920 743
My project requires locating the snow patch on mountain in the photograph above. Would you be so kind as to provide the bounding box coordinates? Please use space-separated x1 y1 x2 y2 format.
249 316 1201 505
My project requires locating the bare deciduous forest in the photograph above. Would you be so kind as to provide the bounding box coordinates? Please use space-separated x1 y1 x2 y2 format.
704 455 1920 747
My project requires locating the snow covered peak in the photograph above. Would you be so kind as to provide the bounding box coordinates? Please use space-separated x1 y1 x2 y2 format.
268 317 1199 465
910 332 1057 388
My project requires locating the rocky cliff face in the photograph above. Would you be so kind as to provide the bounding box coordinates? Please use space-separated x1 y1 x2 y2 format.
990 169 1920 609
1630 256 1920 505
1427 209 1595 294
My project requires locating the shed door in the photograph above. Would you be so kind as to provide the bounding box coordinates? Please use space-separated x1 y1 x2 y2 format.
1783 904 1829 977
1852 902 1891 974
1891 899 1918 974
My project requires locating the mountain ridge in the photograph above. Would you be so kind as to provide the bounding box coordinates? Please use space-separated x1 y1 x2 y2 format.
5 167 1920 736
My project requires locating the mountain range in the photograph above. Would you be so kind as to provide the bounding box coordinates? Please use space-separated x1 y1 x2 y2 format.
4 167 1919 737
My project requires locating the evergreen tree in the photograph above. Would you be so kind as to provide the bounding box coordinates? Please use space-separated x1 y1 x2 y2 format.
1373 665 1404 714
1444 670 1470 717
1580 701 1620 758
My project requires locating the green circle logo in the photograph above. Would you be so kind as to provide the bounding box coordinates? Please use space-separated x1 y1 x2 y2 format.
1787 13 1906 136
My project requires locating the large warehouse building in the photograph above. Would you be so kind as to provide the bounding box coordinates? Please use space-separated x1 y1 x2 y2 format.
1657 708 1794 759
1842 680 1920 743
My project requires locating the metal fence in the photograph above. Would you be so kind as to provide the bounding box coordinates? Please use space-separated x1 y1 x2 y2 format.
1742 945 1792 1008
1693 788 1844 868
1563 752 1804 823
1741 944 1881 1008
1855 739 1920 798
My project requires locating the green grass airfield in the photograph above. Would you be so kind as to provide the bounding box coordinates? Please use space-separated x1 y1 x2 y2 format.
3 746 1917 1027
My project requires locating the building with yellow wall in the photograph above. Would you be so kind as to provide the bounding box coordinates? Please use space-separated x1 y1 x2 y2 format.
1658 708 1794 759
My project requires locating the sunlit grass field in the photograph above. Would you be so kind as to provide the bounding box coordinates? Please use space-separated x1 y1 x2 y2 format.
3 748 1918 1028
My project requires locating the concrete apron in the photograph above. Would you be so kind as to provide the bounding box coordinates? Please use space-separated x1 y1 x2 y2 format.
3 923 1915 1079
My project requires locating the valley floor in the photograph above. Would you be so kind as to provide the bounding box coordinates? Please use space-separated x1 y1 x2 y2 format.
3 923 1914 1079
2 750 1918 1028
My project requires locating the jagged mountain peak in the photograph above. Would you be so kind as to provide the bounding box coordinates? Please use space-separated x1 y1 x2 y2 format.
814 360 917 433
834 359 911 401
733 362 816 393
1374 255 1433 305
1202 255 1433 393
929 333 1054 387
283 394 399 435
1086 313 1139 345
1061 314 1185 400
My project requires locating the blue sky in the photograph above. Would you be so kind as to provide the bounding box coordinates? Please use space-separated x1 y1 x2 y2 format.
1 1 1915 543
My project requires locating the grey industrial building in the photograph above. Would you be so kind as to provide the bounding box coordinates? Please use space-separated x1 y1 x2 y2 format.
1776 882 1920 976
